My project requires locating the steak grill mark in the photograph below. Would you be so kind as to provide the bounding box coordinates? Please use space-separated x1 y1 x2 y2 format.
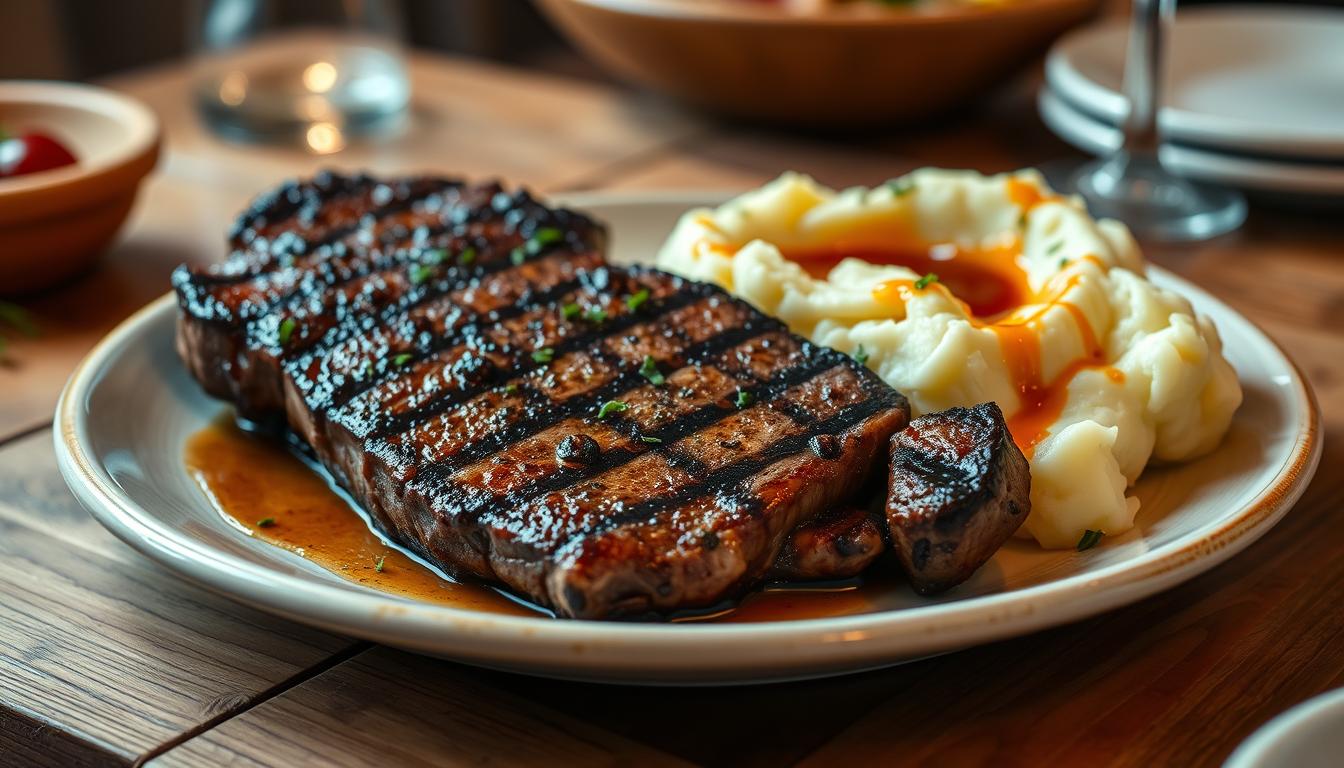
308 267 701 427
175 176 465 317
431 349 848 524
245 206 588 358
178 176 597 330
552 391 898 549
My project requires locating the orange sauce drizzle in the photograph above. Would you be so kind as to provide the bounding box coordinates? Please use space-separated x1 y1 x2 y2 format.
788 238 1106 455
1006 177 1053 212
980 273 1107 455
185 418 894 622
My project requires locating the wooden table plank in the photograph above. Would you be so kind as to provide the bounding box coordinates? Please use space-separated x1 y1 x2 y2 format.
149 647 690 768
0 429 360 766
478 662 917 768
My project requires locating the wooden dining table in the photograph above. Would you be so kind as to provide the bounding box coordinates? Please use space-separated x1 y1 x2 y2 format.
1 42 1341 768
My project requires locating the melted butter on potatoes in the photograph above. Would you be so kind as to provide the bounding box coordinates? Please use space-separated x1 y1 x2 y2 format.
656 170 1241 549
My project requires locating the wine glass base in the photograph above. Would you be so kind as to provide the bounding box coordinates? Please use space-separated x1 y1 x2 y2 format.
1041 154 1247 242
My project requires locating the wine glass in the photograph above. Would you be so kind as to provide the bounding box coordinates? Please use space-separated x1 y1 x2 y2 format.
1051 0 1246 241
190 0 410 152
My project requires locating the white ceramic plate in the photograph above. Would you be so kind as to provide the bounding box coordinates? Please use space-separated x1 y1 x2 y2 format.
1038 87 1344 196
1225 688 1344 768
56 192 1321 685
1046 6 1344 159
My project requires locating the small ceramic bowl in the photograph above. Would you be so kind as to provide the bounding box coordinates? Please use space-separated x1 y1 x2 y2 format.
534 0 1099 126
1225 688 1344 768
0 81 160 296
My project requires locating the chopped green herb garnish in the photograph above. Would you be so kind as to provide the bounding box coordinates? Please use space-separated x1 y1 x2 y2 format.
734 390 754 409
1077 529 1105 551
503 383 519 395
639 355 665 386
276 317 297 346
408 263 434 285
256 517 275 528
392 352 413 367
597 400 629 419
359 361 374 380
914 273 938 290
423 248 448 265
375 555 386 572
853 344 869 366
625 288 651 313
583 307 608 324
528 227 564 252
1059 257 1070 269
887 178 916 197
510 247 526 266
457 246 477 266
1046 241 1064 256
531 347 555 364
640 435 662 444
561 302 581 320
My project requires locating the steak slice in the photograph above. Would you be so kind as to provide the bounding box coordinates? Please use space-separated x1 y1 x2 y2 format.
886 402 1030 595
173 172 605 420
766 506 885 582
175 172 910 619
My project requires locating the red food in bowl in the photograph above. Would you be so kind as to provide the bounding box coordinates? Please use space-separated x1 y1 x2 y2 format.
0 131 79 179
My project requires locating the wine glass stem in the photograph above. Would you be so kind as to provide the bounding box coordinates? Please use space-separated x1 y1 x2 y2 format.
1119 0 1173 155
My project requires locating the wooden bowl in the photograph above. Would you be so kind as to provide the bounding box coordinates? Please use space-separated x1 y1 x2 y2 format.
0 81 160 296
534 0 1099 126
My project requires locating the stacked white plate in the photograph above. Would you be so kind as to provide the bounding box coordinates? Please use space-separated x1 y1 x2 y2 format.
1039 6 1344 197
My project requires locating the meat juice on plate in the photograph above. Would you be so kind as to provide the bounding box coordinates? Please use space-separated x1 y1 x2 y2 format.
186 417 896 622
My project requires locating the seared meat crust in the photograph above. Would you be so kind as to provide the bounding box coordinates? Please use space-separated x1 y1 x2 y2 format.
766 506 885 582
886 402 1030 594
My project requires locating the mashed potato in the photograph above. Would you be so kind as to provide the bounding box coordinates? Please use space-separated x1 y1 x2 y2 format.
656 170 1241 549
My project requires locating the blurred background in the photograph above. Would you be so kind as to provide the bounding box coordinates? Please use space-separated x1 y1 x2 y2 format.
1 1 579 82
5 0 1337 85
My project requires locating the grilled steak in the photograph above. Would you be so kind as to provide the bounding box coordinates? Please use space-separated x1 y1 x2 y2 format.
175 172 910 619
886 402 1030 594
766 506 885 582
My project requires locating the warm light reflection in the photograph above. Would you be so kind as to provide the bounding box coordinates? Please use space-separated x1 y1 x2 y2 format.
298 94 335 121
217 71 248 106
302 61 338 93
305 122 345 154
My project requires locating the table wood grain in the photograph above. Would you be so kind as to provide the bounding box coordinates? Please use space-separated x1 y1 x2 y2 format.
1 45 1340 768
0 430 359 767
149 647 691 768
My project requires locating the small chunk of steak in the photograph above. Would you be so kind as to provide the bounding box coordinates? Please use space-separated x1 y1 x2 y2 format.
886 402 1030 595
766 506 885 582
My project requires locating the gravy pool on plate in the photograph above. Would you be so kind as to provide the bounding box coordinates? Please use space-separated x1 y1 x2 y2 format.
186 417 902 622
